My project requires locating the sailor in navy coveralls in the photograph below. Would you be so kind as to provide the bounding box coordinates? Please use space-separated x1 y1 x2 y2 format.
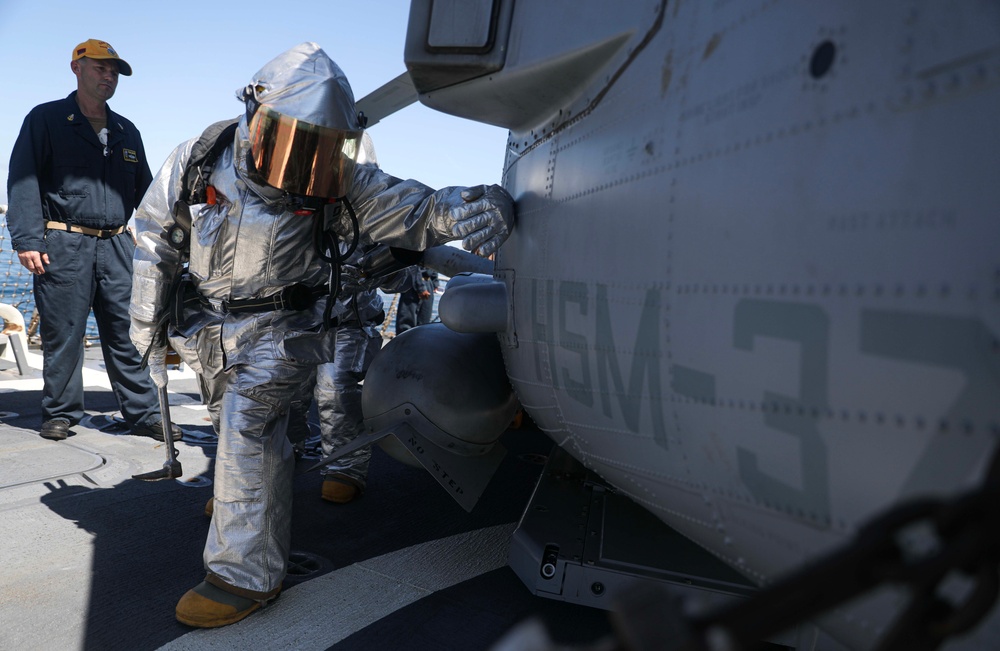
6 39 173 441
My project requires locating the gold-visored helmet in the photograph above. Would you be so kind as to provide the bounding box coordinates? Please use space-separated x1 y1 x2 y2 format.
242 42 363 199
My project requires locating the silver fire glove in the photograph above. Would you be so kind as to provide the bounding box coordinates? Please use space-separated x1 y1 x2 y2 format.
339 264 368 295
146 346 168 388
450 184 514 257
130 319 168 388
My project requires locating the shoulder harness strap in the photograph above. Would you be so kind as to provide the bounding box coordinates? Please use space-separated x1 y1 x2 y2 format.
179 118 240 205
168 118 239 250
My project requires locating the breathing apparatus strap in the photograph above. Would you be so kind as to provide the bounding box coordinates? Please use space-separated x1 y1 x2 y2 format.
179 119 240 206
168 118 241 251
313 197 361 329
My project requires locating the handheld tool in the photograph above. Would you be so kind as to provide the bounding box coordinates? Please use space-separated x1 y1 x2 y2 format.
132 324 183 481
132 384 182 481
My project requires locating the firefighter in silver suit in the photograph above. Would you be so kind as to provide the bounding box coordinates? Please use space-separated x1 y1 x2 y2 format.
128 42 513 628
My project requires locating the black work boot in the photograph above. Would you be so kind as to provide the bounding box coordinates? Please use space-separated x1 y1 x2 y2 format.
40 419 70 441
131 420 182 441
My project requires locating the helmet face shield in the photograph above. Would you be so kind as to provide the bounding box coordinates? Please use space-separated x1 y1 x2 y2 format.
248 105 362 198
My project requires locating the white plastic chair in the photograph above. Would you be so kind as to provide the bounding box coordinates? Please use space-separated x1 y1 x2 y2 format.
0 302 31 375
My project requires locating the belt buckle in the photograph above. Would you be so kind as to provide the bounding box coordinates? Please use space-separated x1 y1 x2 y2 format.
282 284 314 311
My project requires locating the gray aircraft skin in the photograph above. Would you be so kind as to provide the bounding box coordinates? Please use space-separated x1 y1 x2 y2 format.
1 1 997 648
358 1 1000 649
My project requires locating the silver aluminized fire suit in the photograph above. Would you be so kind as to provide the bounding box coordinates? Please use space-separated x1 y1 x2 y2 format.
129 43 512 599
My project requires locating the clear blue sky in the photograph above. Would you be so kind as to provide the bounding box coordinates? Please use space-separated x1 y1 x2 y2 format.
0 0 510 205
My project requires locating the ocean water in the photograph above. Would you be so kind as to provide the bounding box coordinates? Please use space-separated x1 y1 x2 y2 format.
0 216 42 336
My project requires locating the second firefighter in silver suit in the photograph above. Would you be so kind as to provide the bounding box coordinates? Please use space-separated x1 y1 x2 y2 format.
314 261 415 503
128 43 513 627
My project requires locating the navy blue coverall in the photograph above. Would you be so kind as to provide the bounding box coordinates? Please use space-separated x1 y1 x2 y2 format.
416 270 438 325
394 269 437 335
6 91 161 429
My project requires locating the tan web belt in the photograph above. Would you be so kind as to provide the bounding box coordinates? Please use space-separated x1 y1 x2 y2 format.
45 221 127 239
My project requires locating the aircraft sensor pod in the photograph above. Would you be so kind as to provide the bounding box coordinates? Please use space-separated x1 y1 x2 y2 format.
360 324 519 511
363 324 517 451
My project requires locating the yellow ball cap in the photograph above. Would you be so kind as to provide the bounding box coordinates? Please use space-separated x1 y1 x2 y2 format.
71 39 132 76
